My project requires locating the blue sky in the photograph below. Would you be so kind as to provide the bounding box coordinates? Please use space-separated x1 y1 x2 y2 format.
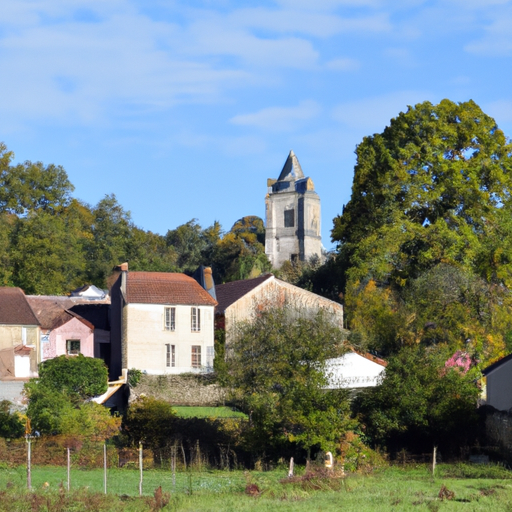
1 0 512 250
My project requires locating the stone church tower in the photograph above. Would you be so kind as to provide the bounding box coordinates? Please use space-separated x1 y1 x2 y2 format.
265 150 322 268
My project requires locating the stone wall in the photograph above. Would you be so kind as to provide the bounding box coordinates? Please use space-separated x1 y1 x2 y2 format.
130 373 227 406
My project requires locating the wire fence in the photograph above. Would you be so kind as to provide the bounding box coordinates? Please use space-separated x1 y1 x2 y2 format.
0 437 252 496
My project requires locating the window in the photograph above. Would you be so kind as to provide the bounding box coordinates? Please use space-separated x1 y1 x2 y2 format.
191 307 201 332
66 340 80 356
206 346 214 368
191 346 202 368
284 209 295 227
166 344 175 367
164 307 176 331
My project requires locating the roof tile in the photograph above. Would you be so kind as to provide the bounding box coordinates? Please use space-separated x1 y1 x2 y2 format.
126 272 217 306
215 274 273 313
0 288 39 326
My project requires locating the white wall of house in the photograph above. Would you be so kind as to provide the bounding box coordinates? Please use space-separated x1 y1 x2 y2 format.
124 303 215 374
324 352 386 389
485 358 512 411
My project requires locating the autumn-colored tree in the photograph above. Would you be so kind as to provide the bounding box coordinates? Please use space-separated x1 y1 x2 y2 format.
331 100 512 363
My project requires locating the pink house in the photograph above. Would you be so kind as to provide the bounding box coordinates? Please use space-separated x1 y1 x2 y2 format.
27 297 94 360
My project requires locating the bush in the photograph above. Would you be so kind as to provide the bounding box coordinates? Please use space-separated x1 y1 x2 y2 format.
0 401 24 439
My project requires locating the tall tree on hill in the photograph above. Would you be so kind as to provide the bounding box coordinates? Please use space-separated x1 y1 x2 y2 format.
0 143 74 216
332 100 512 360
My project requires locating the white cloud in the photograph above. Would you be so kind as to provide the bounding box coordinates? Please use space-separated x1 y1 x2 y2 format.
465 13 512 56
230 101 321 132
325 57 360 71
228 9 391 38
332 90 434 133
274 0 381 9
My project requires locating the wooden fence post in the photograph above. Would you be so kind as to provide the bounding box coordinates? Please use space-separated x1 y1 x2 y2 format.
67 447 71 491
139 442 143 496
104 443 107 494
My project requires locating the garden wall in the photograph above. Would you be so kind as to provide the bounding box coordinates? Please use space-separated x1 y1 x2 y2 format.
131 374 227 406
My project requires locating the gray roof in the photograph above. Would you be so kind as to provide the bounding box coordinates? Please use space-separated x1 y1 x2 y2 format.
277 150 305 181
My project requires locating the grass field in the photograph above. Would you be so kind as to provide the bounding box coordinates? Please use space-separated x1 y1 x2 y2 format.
172 406 247 418
0 464 512 511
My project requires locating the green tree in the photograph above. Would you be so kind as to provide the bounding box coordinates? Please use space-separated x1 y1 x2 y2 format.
25 355 112 436
230 216 265 245
122 396 176 464
354 345 480 455
228 307 350 458
0 400 24 439
10 206 89 294
87 194 135 286
332 100 512 361
29 354 108 401
165 219 210 273
0 146 74 216
333 99 512 288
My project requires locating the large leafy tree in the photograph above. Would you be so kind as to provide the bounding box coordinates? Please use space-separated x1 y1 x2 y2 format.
228 307 350 458
334 99 512 286
354 345 480 455
332 100 512 361
0 143 74 216
25 355 114 437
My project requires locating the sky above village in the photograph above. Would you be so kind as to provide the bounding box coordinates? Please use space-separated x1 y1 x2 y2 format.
1 0 512 250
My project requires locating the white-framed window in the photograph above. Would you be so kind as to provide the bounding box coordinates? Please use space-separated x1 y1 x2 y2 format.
166 344 175 367
164 307 176 331
66 340 81 356
191 345 202 368
206 346 215 368
191 307 201 332
22 327 27 345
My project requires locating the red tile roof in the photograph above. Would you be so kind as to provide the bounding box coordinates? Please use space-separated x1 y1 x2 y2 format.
0 288 40 326
126 272 217 306
215 274 273 313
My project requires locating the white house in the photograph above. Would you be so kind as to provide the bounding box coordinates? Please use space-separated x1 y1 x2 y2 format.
324 350 387 390
110 265 217 377
482 354 512 411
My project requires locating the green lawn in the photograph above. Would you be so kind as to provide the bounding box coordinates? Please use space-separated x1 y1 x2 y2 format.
0 464 511 511
172 406 247 418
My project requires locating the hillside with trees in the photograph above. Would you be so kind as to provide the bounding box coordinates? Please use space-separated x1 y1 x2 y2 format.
0 142 270 294
323 99 512 367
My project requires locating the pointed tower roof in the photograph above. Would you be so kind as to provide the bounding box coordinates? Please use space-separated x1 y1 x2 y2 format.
277 150 305 181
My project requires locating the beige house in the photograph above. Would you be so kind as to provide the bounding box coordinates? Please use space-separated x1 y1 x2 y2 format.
0 287 40 379
214 273 344 342
110 265 217 377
